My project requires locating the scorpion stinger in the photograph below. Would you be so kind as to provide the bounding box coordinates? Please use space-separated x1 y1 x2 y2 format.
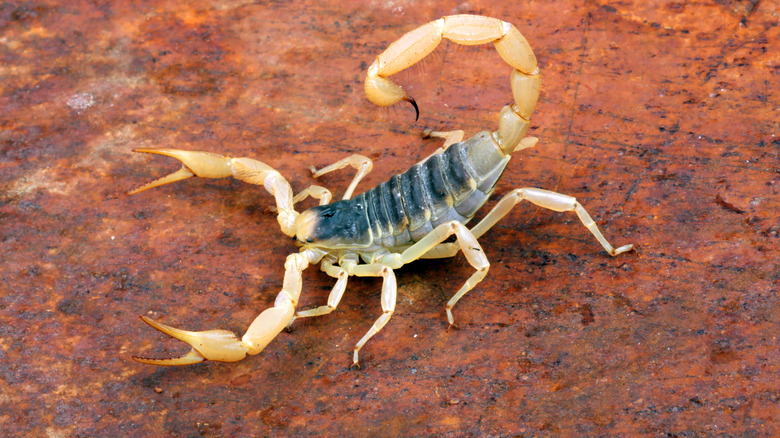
130 15 634 368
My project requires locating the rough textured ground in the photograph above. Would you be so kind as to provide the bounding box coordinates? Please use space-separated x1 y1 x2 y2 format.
1 0 778 436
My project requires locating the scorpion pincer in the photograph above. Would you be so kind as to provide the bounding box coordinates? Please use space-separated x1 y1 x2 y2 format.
129 15 634 367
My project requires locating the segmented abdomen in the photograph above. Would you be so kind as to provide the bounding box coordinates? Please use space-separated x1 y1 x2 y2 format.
355 131 509 248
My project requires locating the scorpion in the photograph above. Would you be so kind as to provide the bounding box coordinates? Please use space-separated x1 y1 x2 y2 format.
129 15 634 367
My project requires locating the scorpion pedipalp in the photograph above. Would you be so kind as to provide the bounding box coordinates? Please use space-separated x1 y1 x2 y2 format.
128 148 301 236
132 316 248 365
132 252 318 365
127 149 234 195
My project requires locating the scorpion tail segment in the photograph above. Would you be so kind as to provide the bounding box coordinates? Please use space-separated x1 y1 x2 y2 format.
364 15 541 152
132 316 249 365
494 22 540 155
363 18 443 119
364 70 419 120
365 63 412 105
405 96 420 121
128 149 234 195
496 70 541 154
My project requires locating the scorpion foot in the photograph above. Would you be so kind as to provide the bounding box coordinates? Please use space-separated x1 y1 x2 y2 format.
350 349 363 370
611 244 634 256
132 316 248 366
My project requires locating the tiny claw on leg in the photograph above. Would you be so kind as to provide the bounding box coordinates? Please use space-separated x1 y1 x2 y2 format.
132 315 248 366
351 350 362 370
445 308 460 331
611 244 634 256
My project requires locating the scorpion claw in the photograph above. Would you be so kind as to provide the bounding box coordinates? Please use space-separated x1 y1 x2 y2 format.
132 348 206 366
127 167 195 195
128 148 234 195
133 315 248 365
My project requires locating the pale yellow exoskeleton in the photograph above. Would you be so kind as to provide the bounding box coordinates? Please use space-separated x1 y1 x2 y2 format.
129 15 633 367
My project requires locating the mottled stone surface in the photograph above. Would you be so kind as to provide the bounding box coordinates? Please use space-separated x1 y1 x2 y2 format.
1 0 777 436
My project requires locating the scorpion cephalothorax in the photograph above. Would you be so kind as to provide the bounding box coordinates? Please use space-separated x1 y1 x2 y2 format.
129 15 633 367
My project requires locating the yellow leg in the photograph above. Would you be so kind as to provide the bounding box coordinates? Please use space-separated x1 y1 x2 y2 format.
347 263 397 367
310 154 373 200
422 129 465 160
470 188 634 256
292 185 332 206
379 221 489 328
288 254 357 324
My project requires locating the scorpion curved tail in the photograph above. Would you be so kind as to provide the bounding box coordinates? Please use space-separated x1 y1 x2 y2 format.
364 14 540 155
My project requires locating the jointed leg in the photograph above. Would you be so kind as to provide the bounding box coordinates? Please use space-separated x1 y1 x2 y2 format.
425 129 464 147
419 242 459 259
380 221 490 328
292 185 332 206
470 188 634 255
347 263 397 367
289 254 356 323
423 129 465 160
311 154 373 200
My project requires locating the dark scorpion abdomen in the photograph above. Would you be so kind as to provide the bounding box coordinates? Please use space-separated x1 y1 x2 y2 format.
307 131 509 250
356 131 510 248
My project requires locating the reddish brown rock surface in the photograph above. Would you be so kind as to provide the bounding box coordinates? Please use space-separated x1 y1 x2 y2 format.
1 0 777 436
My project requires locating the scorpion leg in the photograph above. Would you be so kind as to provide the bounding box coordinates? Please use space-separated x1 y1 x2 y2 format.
292 185 332 206
288 254 357 324
133 251 316 365
311 154 373 200
345 263 397 367
424 129 464 148
422 129 465 160
470 188 634 256
382 221 490 328
129 149 299 237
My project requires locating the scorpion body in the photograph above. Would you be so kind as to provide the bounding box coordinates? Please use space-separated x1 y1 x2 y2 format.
305 131 508 252
128 15 634 367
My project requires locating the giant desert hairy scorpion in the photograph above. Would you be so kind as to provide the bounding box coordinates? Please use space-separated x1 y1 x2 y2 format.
129 15 634 367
